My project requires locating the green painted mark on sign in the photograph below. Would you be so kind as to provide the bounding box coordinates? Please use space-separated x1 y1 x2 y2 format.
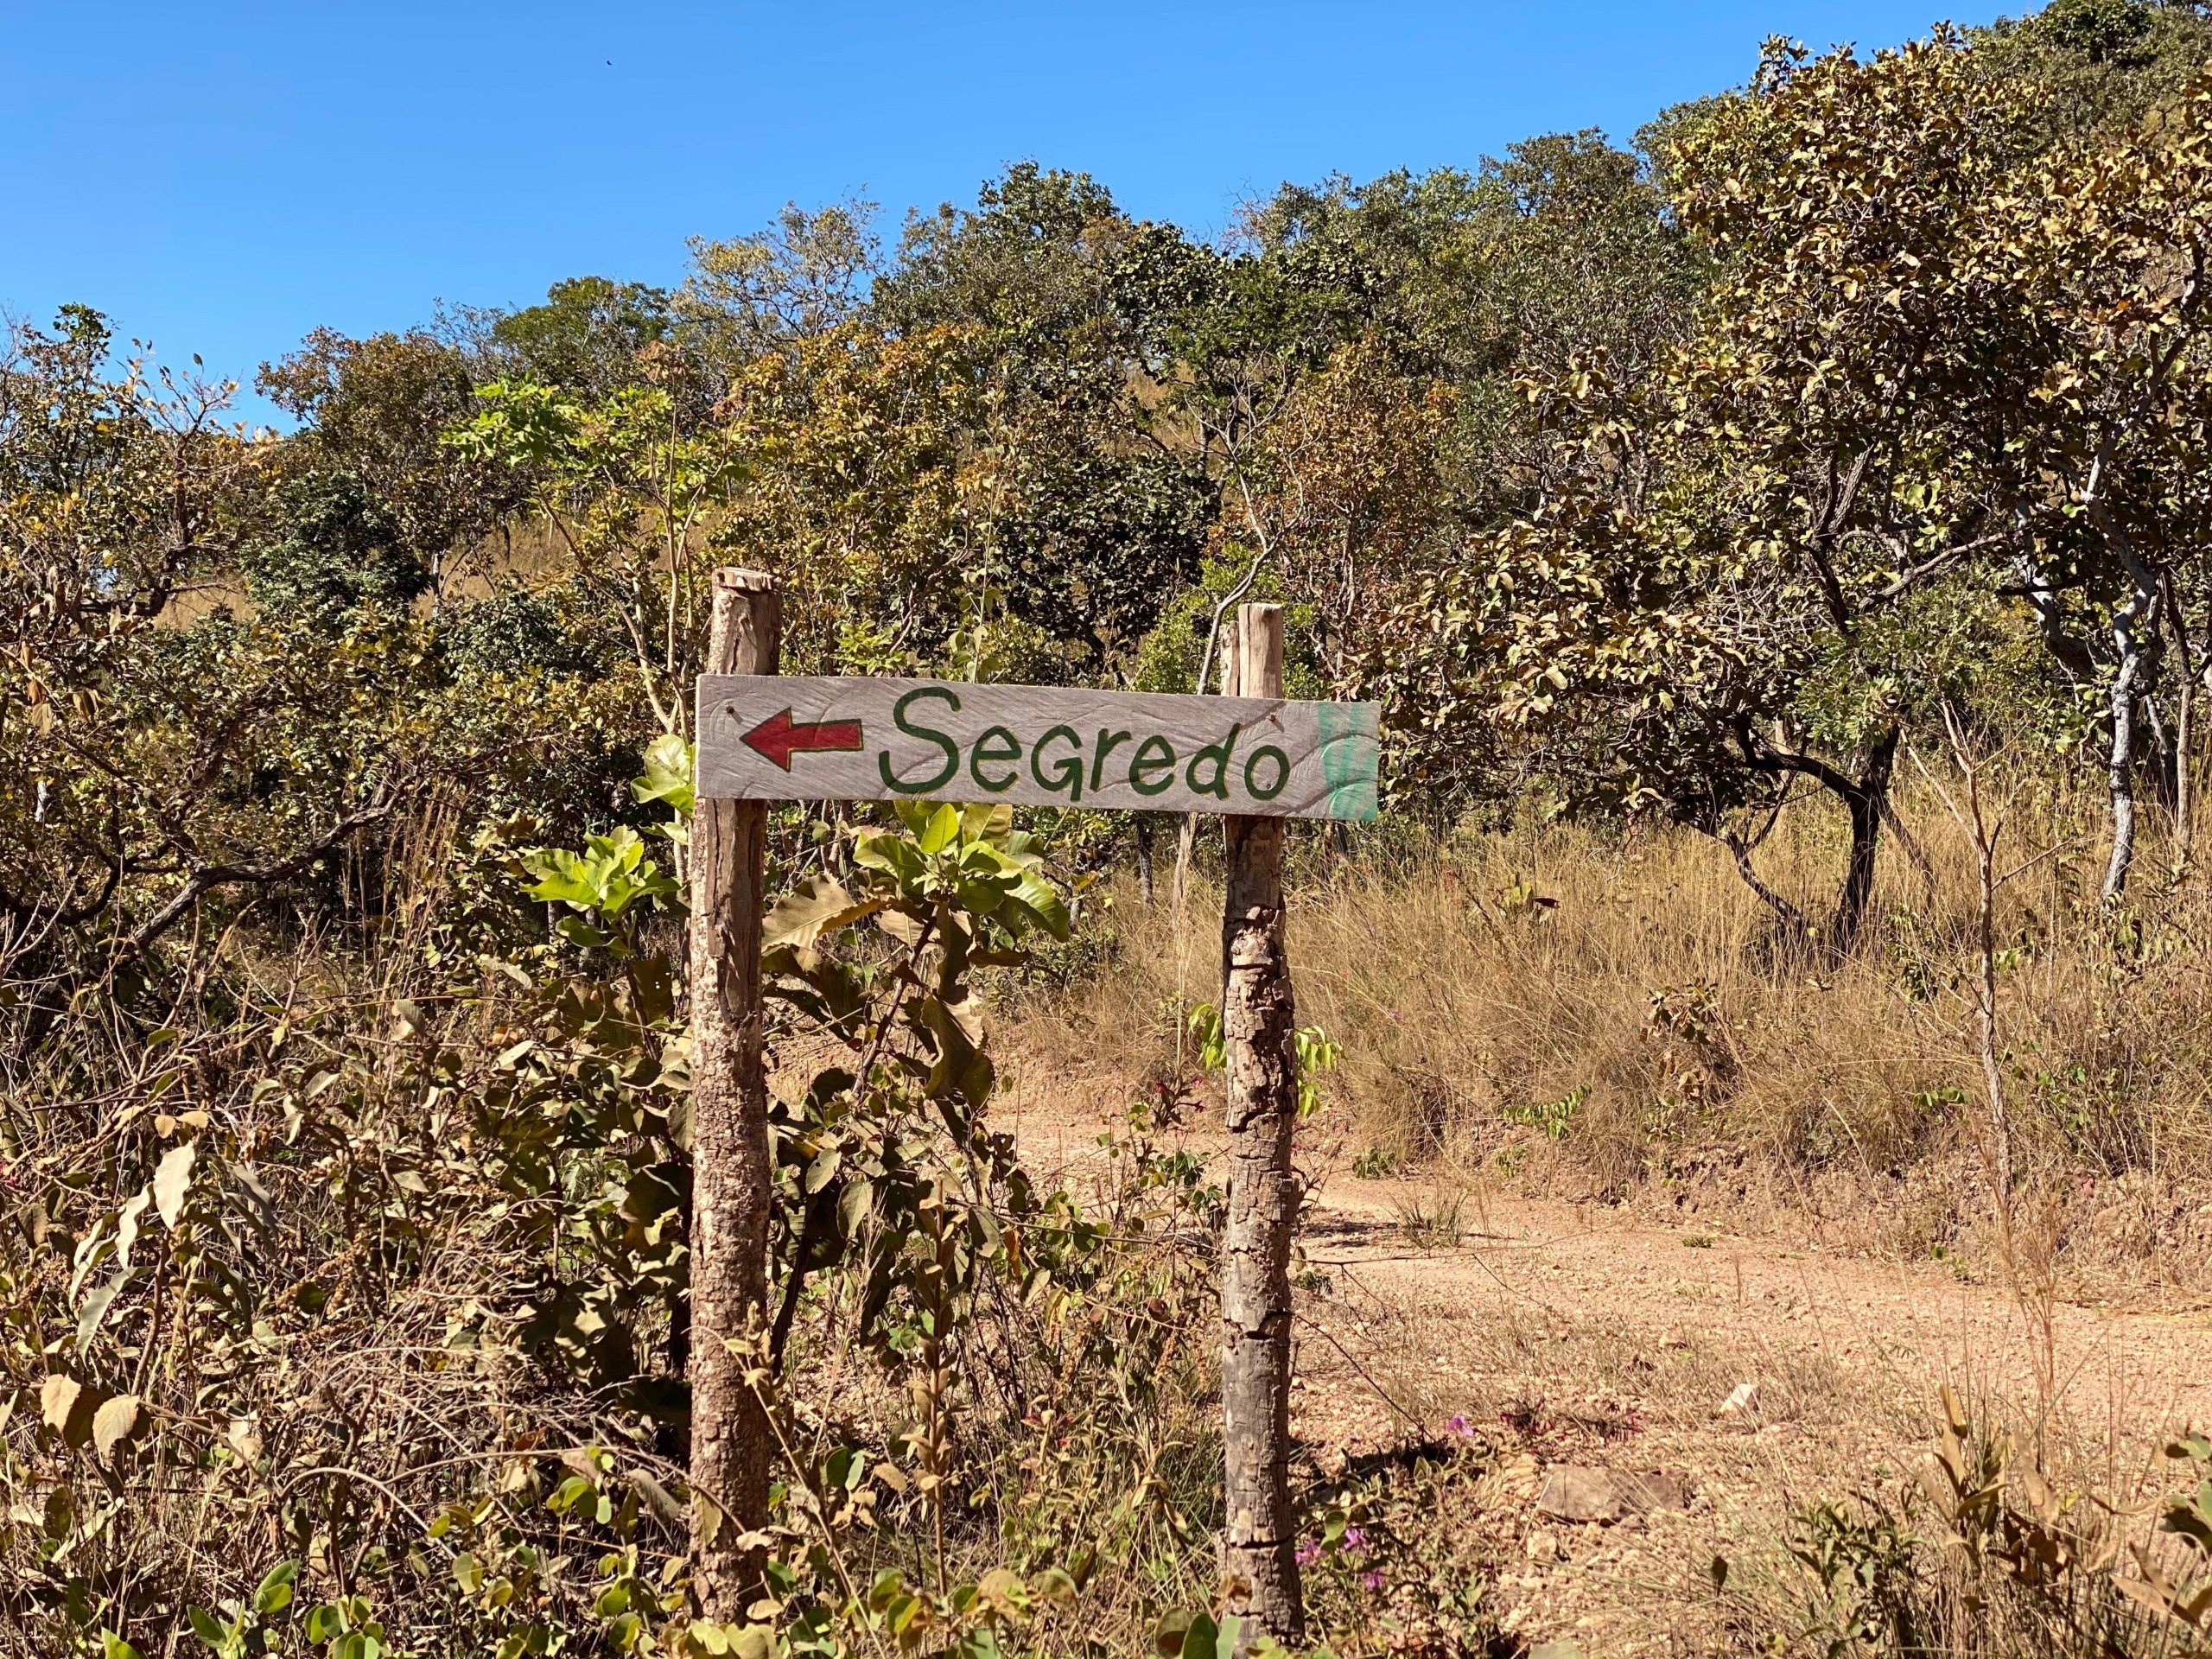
1316 700 1380 824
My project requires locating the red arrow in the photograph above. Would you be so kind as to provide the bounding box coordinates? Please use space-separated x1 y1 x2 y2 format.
740 707 865 771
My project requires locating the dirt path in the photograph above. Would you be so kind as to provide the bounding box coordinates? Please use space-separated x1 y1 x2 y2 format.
1000 1057 2212 1655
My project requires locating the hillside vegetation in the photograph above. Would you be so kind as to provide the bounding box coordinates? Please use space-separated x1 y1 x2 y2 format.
9 4 2212 1656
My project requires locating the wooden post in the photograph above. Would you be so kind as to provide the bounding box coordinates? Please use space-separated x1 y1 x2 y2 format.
1217 601 1305 1649
689 567 779 1616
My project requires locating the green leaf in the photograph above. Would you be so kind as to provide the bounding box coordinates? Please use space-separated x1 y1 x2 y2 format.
1002 868 1070 940
550 1473 595 1513
252 1560 299 1617
187 1608 229 1652
632 734 696 817
852 829 925 889
76 1275 124 1348
916 804 961 855
838 1177 876 1234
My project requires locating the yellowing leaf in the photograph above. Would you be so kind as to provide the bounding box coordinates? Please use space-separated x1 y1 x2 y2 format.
153 1141 196 1228
762 877 883 950
92 1393 144 1460
114 1189 151 1268
40 1374 83 1436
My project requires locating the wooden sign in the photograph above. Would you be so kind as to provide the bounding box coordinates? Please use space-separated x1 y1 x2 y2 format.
696 675 1380 821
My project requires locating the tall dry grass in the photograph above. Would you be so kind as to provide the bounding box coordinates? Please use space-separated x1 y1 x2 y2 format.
1033 778 2212 1287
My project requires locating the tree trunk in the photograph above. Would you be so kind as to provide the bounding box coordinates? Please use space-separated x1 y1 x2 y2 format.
2177 663 2195 873
2103 589 2149 905
688 568 779 1616
1824 725 1899 960
2176 583 2202 874
2143 676 2177 814
1724 719 1898 963
1217 603 1305 1653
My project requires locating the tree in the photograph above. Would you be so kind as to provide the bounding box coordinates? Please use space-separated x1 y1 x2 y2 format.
678 198 880 367
257 326 513 606
482 276 683 402
1655 24 2212 904
872 165 1216 671
1637 32 2050 947
445 372 748 746
0 311 486 987
1241 138 1702 529
708 317 1002 677
1360 39 2016 950
1374 33 2212 945
1992 73 2212 897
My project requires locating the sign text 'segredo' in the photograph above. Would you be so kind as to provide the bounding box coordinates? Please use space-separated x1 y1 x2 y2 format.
696 676 1380 822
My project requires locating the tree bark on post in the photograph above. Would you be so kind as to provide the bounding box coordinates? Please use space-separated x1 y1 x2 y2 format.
1217 601 1305 1651
689 567 779 1618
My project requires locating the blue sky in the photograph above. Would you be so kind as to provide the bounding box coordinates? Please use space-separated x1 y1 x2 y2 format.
4 2 2005 425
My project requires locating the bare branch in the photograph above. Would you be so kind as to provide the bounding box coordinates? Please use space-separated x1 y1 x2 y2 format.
121 790 402 962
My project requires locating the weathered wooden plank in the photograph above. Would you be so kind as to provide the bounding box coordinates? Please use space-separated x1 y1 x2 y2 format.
696 676 1380 821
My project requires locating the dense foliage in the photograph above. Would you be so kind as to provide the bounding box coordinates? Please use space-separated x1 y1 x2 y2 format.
9 3 2212 1656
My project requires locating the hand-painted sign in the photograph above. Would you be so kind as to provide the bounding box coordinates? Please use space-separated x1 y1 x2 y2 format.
696 676 1381 822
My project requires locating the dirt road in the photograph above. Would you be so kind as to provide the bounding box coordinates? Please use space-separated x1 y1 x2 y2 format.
1001 1061 2212 1654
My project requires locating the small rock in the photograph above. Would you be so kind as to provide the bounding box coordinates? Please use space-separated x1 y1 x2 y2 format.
1537 1465 1691 1522
1539 1465 1622 1522
1527 1529 1560 1562
1618 1471 1689 1513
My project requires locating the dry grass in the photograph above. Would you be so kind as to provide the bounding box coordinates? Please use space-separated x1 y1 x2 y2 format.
1030 779 2212 1291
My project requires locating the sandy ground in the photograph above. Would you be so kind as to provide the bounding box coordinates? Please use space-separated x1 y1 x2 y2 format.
998 1048 2212 1656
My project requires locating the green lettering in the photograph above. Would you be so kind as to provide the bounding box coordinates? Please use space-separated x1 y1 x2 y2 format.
1243 745 1290 801
1032 725 1085 801
1128 734 1177 797
1090 728 1133 792
1185 723 1241 800
969 725 1021 793
880 687 962 795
